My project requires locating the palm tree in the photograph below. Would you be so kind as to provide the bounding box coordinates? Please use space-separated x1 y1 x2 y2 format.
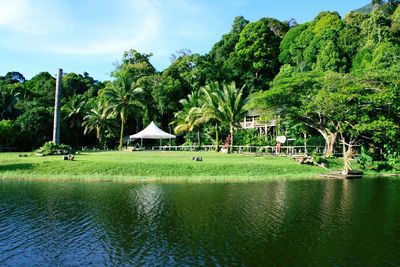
101 73 143 150
62 95 86 129
200 81 225 151
0 87 21 120
201 81 247 153
82 100 116 145
61 95 86 146
218 81 247 153
172 90 204 145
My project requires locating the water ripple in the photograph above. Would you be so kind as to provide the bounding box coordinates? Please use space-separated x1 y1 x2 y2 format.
0 180 399 266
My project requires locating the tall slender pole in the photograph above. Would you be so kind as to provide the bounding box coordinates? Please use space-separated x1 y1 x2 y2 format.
53 68 63 145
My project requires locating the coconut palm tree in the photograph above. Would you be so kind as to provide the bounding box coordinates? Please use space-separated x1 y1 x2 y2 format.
62 95 86 129
201 81 247 152
218 81 247 153
200 81 225 151
101 73 143 150
172 90 204 144
61 94 86 146
82 100 116 145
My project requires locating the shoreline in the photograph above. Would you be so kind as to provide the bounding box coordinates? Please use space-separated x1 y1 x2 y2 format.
0 173 324 184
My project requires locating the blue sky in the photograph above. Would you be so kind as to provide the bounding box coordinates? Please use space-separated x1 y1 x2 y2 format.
0 0 369 81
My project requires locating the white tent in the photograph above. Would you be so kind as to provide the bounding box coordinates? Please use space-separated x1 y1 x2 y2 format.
129 121 175 147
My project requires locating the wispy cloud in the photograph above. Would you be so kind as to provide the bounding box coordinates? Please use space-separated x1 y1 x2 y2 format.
47 13 161 56
0 0 72 34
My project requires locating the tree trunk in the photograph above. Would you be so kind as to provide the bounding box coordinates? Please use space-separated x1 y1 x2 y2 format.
318 129 337 157
215 124 220 152
229 126 234 153
341 135 353 172
118 113 125 150
197 129 201 149
96 126 100 139
52 68 62 145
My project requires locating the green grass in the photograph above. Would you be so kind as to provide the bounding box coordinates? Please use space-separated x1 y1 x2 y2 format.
0 151 328 183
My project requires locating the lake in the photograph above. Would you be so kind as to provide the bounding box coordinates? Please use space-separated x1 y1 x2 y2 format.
0 178 399 266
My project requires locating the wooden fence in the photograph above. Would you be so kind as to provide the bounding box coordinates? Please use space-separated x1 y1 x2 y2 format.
151 145 345 156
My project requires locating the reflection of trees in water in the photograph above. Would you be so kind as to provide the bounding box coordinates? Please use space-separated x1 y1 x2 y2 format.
2 180 400 266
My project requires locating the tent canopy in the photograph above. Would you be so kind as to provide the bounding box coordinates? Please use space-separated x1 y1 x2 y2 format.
129 121 176 140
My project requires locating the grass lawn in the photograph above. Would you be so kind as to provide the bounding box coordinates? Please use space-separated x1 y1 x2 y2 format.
0 151 329 182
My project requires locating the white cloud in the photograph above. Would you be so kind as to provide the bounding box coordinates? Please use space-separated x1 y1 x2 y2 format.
43 0 162 56
0 0 72 34
0 0 224 74
47 14 160 55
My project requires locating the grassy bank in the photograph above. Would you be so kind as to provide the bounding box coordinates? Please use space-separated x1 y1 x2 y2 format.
0 151 327 183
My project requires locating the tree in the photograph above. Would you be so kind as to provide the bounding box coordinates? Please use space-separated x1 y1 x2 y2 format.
0 120 17 146
82 100 116 145
207 16 249 82
61 94 87 146
114 49 156 81
151 75 182 128
249 66 341 156
172 90 204 145
201 82 225 151
15 107 52 148
361 9 392 47
0 86 21 120
24 72 56 109
62 72 94 98
216 81 247 152
101 73 143 150
200 81 247 152
0 72 25 84
229 18 287 94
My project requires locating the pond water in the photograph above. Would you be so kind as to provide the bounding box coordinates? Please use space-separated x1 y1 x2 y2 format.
0 178 399 266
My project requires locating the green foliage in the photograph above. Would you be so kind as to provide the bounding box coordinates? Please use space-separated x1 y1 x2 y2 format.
361 9 392 47
15 107 52 148
101 72 144 150
232 18 286 93
279 12 354 72
234 129 269 146
0 120 17 146
357 146 375 170
311 152 328 165
383 143 400 170
36 141 73 156
115 49 156 80
24 72 55 107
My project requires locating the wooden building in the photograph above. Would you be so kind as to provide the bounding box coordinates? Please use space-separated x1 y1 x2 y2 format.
240 111 276 138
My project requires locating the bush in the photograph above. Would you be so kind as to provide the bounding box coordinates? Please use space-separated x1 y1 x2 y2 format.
234 129 271 146
312 152 328 165
36 141 73 156
357 146 375 170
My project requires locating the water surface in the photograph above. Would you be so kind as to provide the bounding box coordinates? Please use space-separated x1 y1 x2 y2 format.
0 178 399 266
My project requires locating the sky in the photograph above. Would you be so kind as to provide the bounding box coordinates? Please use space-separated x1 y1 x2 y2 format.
0 0 370 81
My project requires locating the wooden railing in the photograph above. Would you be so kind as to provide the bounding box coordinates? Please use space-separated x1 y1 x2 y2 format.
151 145 344 155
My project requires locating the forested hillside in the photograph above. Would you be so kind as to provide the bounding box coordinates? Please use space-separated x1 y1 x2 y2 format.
1 1 399 170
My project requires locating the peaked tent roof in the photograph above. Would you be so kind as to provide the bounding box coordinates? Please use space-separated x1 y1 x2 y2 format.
129 121 176 139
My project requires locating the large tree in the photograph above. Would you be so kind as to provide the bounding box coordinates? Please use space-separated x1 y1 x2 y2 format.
227 18 288 94
101 73 143 150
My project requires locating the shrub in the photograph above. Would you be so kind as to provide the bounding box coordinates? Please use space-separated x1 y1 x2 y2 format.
36 141 73 156
357 146 374 170
311 152 328 165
